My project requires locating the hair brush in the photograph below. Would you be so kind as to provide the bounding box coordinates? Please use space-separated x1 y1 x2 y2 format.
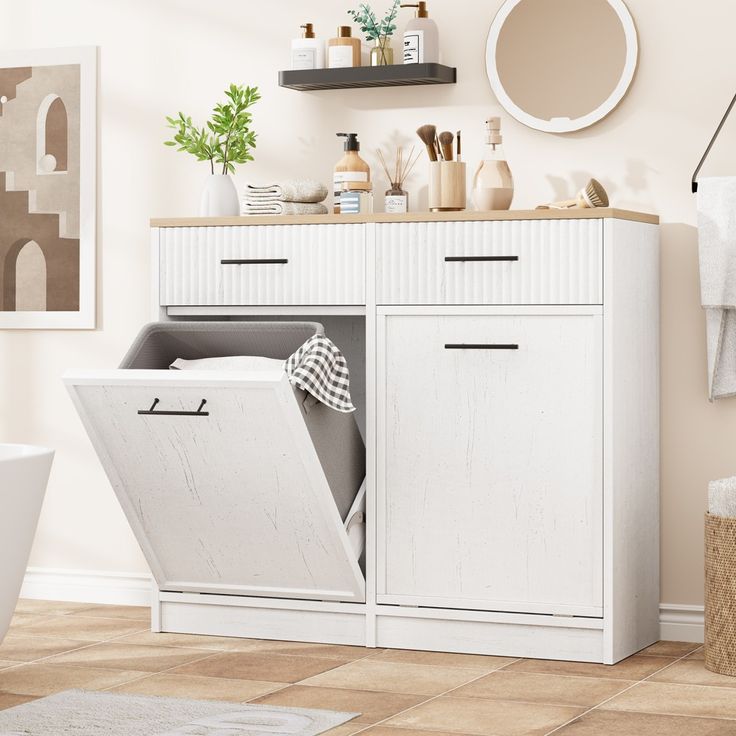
540 178 609 210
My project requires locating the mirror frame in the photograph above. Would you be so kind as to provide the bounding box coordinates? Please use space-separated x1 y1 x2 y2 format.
485 0 638 133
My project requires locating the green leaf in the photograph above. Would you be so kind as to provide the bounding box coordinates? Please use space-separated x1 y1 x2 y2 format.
163 83 260 171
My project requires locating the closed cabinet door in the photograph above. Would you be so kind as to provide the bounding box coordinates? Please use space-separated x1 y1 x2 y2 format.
377 311 603 616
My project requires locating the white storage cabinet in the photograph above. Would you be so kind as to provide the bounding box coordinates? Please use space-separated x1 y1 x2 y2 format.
70 211 660 664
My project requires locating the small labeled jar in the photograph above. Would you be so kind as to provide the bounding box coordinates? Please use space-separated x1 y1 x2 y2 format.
340 181 374 214
384 183 408 213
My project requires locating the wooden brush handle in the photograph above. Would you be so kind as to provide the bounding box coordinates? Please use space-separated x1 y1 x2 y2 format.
424 143 438 162
440 140 454 161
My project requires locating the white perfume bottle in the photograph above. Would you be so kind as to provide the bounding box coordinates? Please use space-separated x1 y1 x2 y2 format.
472 117 513 211
400 1 439 64
291 23 324 70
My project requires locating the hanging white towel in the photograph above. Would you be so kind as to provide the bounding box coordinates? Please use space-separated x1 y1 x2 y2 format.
697 176 736 400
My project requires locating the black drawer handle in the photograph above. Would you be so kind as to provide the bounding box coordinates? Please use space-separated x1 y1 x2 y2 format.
445 344 519 350
444 255 519 262
220 258 288 265
138 398 209 417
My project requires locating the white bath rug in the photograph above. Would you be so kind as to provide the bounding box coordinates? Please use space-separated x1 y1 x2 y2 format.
0 689 359 735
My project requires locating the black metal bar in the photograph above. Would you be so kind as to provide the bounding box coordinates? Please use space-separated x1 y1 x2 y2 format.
220 259 288 265
445 255 519 262
444 344 519 350
692 92 736 193
138 398 209 417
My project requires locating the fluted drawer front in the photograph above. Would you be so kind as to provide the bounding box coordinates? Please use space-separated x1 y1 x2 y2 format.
160 225 365 306
376 219 603 304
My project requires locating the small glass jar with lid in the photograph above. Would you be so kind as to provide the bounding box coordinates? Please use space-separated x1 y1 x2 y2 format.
384 183 408 213
340 181 374 214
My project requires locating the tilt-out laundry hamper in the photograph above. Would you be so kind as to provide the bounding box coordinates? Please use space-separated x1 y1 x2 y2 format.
65 321 367 604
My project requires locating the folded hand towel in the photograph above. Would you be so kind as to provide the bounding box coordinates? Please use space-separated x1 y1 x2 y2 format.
698 177 736 399
245 180 328 203
709 476 736 518
170 356 284 372
285 334 355 413
242 201 328 216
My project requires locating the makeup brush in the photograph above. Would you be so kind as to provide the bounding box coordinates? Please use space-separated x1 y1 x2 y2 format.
416 124 438 162
438 131 454 162
456 130 462 162
541 179 610 210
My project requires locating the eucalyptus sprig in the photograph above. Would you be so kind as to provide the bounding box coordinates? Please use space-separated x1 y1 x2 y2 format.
165 84 260 175
347 0 400 41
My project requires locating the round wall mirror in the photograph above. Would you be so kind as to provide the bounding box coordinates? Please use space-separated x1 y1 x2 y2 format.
486 0 638 133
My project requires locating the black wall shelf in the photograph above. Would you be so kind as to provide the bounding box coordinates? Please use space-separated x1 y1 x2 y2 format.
279 63 456 91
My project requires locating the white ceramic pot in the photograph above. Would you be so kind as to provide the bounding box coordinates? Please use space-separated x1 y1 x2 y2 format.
199 174 240 217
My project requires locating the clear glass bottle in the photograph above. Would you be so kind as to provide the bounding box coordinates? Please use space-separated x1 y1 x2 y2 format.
384 183 408 213
370 36 394 66
472 117 513 211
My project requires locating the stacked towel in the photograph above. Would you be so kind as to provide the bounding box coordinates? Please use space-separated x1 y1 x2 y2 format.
243 180 329 216
697 177 736 400
709 477 736 518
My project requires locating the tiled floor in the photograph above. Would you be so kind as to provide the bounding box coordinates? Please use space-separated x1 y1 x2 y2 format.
0 600 733 735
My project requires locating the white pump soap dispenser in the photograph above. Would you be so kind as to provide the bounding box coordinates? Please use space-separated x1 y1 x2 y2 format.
400 1 439 64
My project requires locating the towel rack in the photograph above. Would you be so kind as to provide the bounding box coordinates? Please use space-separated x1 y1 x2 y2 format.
692 92 736 193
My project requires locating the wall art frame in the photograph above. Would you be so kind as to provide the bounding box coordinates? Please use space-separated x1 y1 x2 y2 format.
0 46 96 329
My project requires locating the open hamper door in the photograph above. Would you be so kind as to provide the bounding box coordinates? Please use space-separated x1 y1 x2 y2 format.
64 322 366 603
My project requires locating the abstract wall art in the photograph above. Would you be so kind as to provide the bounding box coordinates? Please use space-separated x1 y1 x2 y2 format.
0 47 96 329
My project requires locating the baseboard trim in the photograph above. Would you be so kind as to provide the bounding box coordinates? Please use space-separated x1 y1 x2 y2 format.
17 571 708 644
659 603 705 643
20 567 153 607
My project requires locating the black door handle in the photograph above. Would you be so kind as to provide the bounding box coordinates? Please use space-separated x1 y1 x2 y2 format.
444 344 519 350
138 398 209 417
220 258 288 265
444 255 519 262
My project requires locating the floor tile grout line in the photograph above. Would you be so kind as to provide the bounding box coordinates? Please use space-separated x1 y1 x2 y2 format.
95 649 238 693
0 622 154 674
0 620 224 697
304 657 528 736
541 648 709 736
591 706 736 723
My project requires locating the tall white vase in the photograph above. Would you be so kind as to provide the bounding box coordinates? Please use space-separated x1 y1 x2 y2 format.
199 174 240 217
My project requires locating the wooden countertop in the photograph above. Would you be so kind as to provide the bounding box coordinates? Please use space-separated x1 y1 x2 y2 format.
151 208 659 228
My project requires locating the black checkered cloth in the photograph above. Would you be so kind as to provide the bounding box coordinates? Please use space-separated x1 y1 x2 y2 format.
285 334 355 413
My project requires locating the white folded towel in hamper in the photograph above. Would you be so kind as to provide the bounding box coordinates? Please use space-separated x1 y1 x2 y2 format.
698 176 736 399
169 335 355 413
170 356 284 372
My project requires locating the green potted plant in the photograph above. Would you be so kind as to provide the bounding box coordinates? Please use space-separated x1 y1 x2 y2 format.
165 84 260 216
348 0 400 66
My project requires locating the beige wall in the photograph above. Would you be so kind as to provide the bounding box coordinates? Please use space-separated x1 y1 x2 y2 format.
1 0 735 606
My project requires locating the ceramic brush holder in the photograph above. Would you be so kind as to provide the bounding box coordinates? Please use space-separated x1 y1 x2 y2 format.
428 161 467 212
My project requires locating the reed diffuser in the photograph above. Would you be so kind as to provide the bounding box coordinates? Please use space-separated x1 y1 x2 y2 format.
377 146 420 213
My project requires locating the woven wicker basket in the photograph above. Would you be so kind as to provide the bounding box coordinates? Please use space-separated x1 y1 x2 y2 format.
705 513 736 676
